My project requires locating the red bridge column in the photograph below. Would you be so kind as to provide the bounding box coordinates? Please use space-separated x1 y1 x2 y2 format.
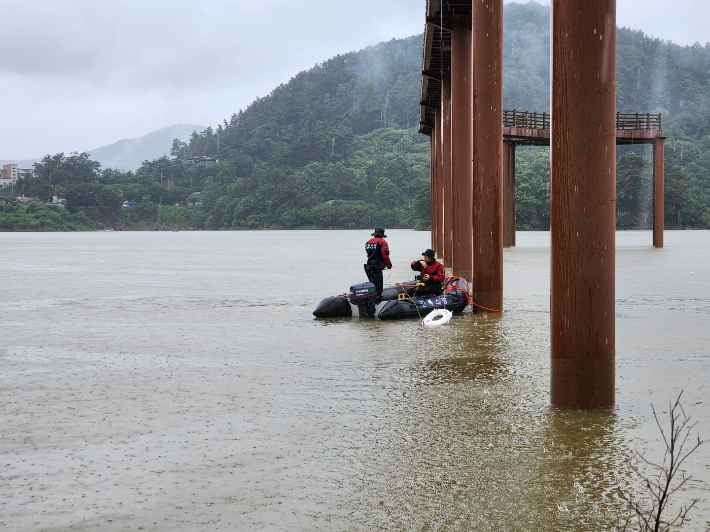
653 137 665 248
431 108 443 255
434 107 445 258
450 16 473 281
503 141 516 248
442 73 454 267
471 0 504 310
429 132 436 251
550 0 616 408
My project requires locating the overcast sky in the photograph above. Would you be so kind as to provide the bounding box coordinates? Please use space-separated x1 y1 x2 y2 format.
2 0 708 160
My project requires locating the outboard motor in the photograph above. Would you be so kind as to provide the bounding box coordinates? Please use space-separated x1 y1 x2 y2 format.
349 281 377 318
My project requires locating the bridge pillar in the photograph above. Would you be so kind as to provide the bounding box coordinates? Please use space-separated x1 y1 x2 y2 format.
653 137 665 248
471 0 504 311
442 73 454 267
431 108 444 256
450 16 473 281
550 0 616 408
429 130 436 250
503 141 516 248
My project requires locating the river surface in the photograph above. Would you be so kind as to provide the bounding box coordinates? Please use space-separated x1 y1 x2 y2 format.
1 230 708 531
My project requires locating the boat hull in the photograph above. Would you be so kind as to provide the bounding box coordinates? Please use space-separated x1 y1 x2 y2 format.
378 291 467 320
313 277 469 320
312 295 352 318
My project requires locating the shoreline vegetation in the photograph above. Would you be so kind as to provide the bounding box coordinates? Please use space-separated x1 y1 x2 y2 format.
4 193 710 233
3 3 710 232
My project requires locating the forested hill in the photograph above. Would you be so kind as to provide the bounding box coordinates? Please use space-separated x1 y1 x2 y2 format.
506 6 710 230
176 0 710 231
7 2 710 231
190 34 429 230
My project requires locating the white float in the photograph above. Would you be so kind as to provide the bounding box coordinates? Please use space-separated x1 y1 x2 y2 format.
422 308 453 327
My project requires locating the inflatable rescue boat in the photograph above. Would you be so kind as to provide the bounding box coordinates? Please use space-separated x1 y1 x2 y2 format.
313 277 470 320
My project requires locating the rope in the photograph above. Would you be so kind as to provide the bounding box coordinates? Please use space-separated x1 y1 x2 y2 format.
441 275 503 313
389 269 503 315
390 267 424 320
441 275 471 305
449 276 502 313
470 300 504 313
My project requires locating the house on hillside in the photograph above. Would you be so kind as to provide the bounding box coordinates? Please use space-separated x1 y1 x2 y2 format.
183 156 217 166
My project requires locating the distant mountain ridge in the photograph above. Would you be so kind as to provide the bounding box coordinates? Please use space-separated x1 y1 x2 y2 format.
86 124 206 172
1 123 206 172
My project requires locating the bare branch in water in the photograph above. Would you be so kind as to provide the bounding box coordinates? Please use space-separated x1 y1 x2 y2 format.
616 391 705 532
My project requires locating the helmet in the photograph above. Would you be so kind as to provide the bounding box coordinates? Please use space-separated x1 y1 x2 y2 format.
372 228 386 238
422 248 436 259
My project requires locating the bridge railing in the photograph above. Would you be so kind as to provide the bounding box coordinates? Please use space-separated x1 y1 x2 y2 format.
503 110 549 130
503 110 663 131
616 112 662 131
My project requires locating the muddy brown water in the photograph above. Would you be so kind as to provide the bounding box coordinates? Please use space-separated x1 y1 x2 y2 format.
1 230 708 531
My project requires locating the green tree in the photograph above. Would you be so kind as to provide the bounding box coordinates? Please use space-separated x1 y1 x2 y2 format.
64 182 124 213
515 148 550 230
616 150 653 227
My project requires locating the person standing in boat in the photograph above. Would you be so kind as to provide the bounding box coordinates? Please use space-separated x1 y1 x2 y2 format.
411 249 444 296
365 228 392 297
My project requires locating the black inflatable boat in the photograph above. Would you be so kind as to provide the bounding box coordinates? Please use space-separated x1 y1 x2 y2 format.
313 277 470 320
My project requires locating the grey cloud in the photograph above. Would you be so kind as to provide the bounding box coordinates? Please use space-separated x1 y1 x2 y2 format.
2 0 422 91
0 0 424 158
3 0 703 159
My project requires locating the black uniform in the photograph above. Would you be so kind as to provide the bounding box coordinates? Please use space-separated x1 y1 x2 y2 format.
364 229 392 294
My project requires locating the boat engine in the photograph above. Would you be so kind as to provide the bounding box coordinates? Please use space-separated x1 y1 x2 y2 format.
349 281 377 318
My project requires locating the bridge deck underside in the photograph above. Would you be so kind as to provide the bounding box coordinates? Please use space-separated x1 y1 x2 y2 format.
503 127 664 146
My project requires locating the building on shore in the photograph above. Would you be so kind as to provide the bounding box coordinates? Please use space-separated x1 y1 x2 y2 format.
0 164 32 189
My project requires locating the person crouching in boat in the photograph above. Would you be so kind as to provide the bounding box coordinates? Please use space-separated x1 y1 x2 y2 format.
411 249 444 296
365 228 392 300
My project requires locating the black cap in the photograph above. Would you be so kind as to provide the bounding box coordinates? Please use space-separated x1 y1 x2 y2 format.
372 228 386 237
422 249 436 259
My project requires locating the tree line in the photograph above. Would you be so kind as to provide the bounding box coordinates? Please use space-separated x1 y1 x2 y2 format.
3 2 710 231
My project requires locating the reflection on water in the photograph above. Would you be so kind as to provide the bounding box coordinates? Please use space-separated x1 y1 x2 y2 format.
0 230 707 531
392 315 509 386
538 409 635 530
344 311 636 530
414 354 505 385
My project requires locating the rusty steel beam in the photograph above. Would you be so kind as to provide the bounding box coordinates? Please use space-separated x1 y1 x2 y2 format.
471 0 504 311
450 16 473 280
442 72 454 267
550 0 617 408
653 137 665 248
503 141 516 248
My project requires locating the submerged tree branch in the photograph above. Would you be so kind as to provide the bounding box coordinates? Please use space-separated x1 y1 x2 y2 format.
616 391 706 532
